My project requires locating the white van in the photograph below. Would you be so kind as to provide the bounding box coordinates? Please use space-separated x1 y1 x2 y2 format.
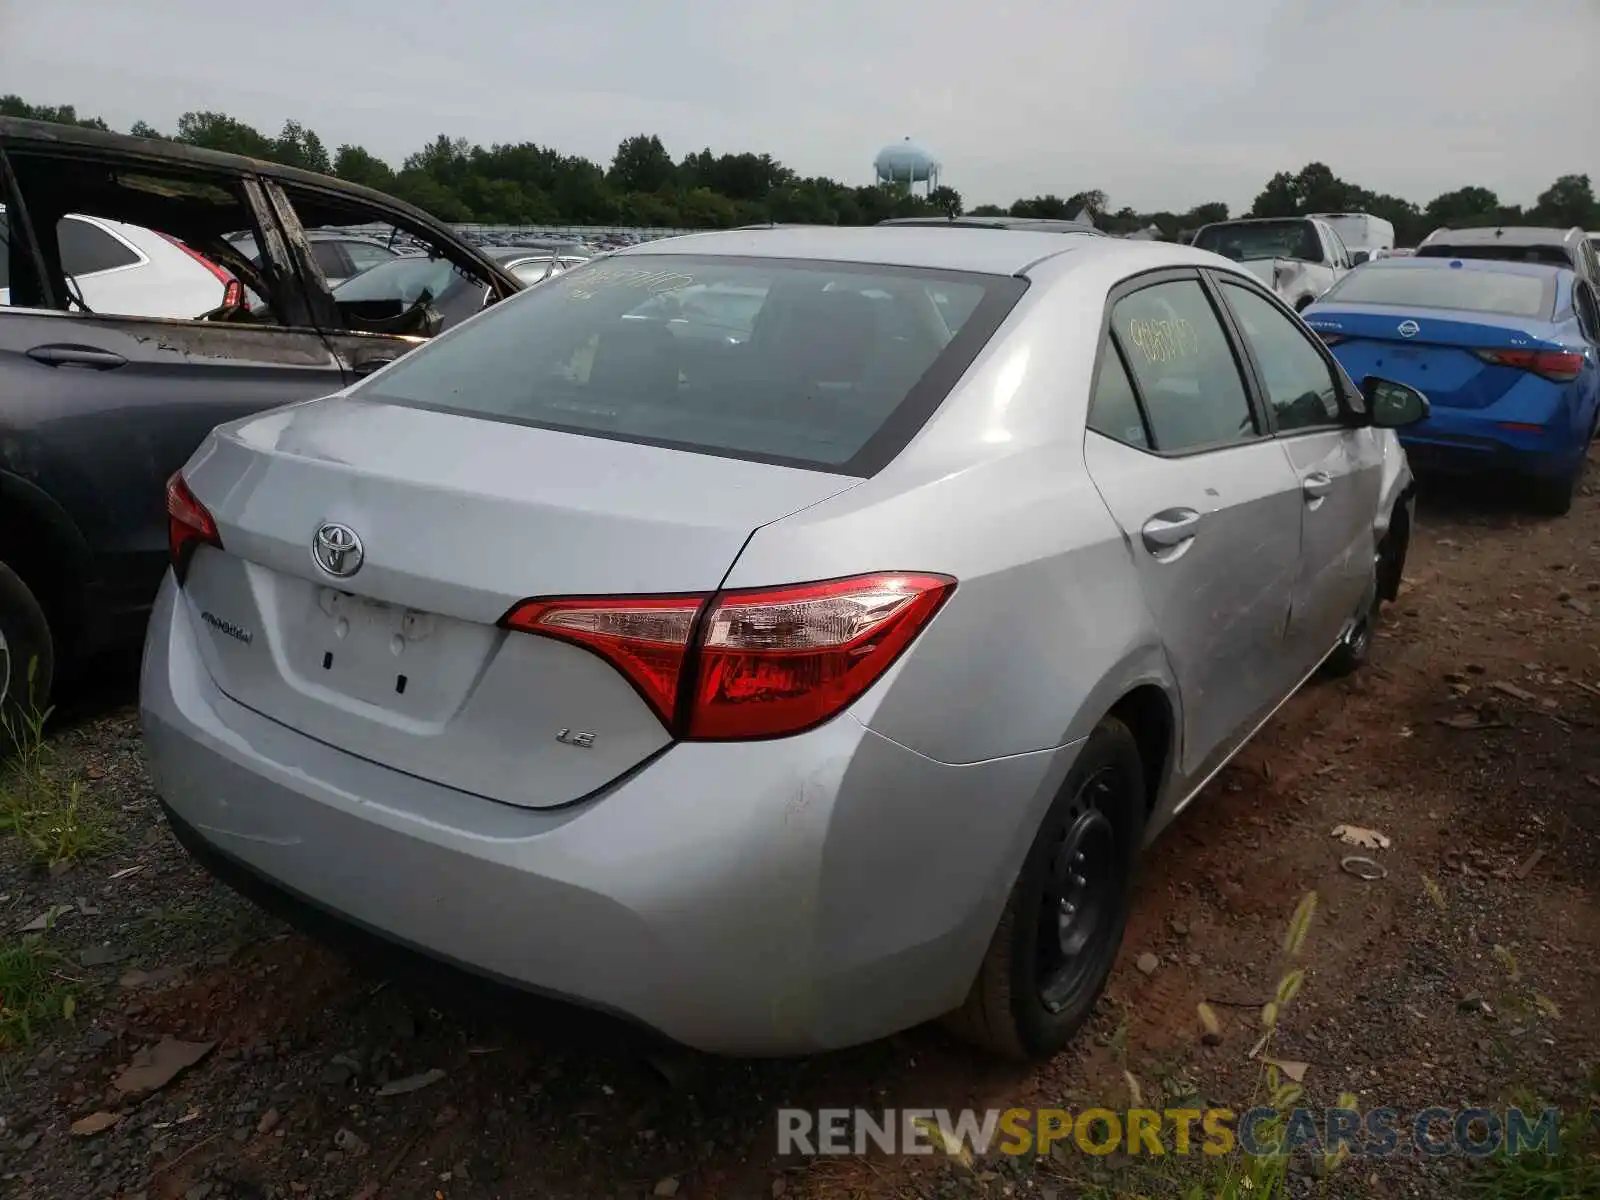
1312 212 1395 263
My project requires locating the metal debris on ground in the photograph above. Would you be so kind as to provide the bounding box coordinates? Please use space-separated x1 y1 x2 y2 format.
1340 855 1388 880
1332 825 1391 850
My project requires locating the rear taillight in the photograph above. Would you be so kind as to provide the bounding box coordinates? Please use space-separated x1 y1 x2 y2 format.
157 232 238 305
504 594 702 726
1472 348 1584 383
503 572 956 740
166 472 221 582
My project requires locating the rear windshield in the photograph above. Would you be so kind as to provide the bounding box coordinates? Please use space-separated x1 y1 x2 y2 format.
1193 220 1322 263
1321 265 1554 319
1416 242 1572 269
359 254 1024 475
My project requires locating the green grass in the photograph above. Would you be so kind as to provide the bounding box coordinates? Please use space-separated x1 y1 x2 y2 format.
1468 1113 1599 1200
1 658 117 867
0 934 76 1051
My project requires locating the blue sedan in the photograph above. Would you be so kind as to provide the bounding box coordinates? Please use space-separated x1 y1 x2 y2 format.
1304 257 1600 513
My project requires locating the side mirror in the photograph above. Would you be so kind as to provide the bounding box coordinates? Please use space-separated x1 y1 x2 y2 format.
1363 376 1430 428
1349 250 1370 266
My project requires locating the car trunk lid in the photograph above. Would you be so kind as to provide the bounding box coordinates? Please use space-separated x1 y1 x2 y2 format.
1306 305 1568 410
178 395 861 808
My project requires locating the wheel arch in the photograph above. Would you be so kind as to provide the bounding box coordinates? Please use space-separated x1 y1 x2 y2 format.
1105 683 1176 815
0 469 95 651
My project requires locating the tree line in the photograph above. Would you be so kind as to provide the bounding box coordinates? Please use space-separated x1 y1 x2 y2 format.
4 95 1596 244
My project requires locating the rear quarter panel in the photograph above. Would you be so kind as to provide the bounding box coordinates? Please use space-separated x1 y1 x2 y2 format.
723 255 1178 769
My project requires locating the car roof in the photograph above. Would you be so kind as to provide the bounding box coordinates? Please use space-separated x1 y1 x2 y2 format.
1420 226 1583 248
606 224 1161 275
0 117 470 249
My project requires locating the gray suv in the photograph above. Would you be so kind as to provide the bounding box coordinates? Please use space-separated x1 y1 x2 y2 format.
0 117 521 719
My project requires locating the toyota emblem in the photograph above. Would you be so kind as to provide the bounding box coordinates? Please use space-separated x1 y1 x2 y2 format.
313 522 364 578
1397 320 1420 338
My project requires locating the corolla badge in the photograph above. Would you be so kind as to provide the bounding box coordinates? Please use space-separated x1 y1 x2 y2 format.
1397 320 1420 338
313 522 364 578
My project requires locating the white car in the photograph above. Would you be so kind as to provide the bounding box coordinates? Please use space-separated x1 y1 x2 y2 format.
0 207 233 318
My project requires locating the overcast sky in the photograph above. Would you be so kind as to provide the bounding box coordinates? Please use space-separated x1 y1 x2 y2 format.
2 0 1595 214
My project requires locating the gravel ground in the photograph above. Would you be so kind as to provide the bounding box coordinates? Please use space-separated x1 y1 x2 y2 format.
2 470 1597 1200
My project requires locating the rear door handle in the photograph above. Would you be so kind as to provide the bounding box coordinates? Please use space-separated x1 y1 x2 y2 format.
1302 471 1333 502
26 344 127 370
1140 508 1202 554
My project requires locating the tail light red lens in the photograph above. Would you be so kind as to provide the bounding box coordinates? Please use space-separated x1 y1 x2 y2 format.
504 594 702 727
1473 348 1584 383
503 572 956 740
156 232 237 303
166 472 221 581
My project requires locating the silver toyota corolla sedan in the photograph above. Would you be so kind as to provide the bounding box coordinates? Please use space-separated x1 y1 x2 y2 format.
142 226 1426 1059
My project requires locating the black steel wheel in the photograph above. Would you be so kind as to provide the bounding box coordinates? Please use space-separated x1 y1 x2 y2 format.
947 717 1146 1060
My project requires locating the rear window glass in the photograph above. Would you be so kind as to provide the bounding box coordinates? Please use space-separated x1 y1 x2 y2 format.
360 255 1023 475
1193 220 1323 263
1321 265 1553 319
1416 243 1572 269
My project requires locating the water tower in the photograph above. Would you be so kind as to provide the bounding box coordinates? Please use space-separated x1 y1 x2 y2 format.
873 137 941 196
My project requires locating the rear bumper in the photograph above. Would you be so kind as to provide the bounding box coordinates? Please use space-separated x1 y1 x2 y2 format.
1399 412 1583 481
140 575 1070 1055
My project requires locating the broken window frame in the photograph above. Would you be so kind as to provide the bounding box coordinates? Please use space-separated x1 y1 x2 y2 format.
0 143 315 332
0 142 61 310
261 177 520 338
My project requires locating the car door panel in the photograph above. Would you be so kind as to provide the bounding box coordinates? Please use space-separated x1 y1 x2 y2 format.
1214 276 1381 672
0 307 346 639
1083 273 1304 788
1276 429 1381 662
1086 433 1302 785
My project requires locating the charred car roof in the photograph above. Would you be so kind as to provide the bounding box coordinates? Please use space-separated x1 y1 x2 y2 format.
0 117 515 285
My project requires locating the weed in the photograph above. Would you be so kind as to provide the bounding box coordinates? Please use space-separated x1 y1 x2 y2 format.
1469 1099 1600 1200
0 934 75 1051
0 658 116 867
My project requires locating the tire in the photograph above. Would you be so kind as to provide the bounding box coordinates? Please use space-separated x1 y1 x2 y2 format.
1321 571 1380 681
0 560 55 742
1375 499 1411 604
1527 468 1578 517
1294 296 1315 312
946 717 1146 1060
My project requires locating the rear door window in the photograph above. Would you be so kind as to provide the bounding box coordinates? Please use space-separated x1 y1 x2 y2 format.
359 255 1025 475
1086 338 1151 449
1108 278 1259 452
58 216 142 275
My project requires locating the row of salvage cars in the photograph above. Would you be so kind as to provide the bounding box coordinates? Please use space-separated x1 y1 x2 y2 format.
0 117 1588 1063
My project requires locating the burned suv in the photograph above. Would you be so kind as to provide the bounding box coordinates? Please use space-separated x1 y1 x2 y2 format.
0 118 522 719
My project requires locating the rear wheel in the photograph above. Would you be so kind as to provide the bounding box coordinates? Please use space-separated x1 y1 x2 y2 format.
0 561 55 744
1527 467 1579 516
946 718 1145 1060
